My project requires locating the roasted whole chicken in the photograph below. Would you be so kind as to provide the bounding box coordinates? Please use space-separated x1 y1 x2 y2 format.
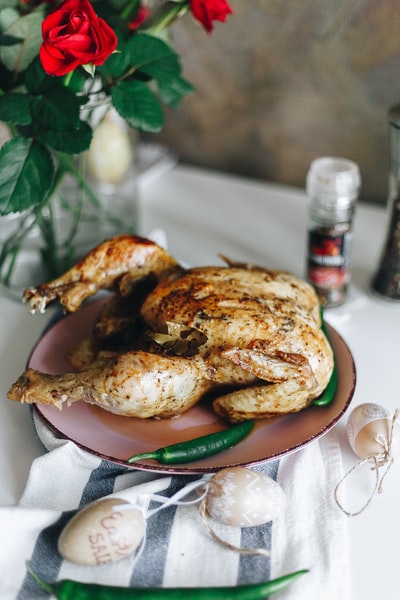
8 235 334 422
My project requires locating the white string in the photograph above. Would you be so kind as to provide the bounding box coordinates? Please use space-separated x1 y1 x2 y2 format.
113 479 207 518
108 480 207 570
113 476 272 557
145 479 207 518
335 409 399 517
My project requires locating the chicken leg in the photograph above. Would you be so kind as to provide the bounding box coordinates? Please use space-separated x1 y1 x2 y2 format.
23 235 180 314
7 351 213 419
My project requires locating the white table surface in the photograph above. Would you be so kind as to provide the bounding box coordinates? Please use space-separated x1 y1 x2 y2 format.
1 163 400 599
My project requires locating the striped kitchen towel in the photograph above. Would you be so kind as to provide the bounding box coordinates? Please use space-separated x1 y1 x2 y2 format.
0 410 350 600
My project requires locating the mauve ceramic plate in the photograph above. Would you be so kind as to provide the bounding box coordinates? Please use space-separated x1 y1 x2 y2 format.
30 300 356 474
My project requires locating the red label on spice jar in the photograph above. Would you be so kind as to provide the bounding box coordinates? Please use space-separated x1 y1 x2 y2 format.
307 229 352 289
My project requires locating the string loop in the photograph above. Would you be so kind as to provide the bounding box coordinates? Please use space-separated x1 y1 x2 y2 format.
335 409 399 517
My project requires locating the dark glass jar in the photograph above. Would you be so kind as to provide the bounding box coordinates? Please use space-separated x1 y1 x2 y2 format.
371 104 400 300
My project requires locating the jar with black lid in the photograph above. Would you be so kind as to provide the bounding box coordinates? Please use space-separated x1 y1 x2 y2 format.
306 156 361 307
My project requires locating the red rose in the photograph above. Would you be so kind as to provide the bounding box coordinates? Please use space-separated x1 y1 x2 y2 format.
128 6 151 30
39 0 118 77
189 0 233 33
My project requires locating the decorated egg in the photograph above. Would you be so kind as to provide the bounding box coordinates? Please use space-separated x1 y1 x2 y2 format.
58 498 145 566
347 403 400 460
204 466 286 527
86 110 133 184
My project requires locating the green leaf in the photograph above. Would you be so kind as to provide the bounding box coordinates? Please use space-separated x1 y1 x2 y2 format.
24 57 59 95
0 7 19 32
0 9 45 73
111 79 164 132
0 137 55 215
64 68 88 94
0 2 18 12
0 33 22 46
25 57 88 96
31 88 82 132
38 120 93 154
127 34 181 83
99 36 129 79
0 60 18 91
0 93 32 124
158 75 194 107
21 89 93 153
82 62 96 77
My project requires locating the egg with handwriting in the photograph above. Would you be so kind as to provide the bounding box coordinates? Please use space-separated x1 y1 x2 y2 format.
204 466 286 527
58 498 145 566
347 403 400 460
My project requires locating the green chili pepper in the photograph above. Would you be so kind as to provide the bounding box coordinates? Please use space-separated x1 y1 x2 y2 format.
127 419 255 464
28 564 308 599
313 309 337 407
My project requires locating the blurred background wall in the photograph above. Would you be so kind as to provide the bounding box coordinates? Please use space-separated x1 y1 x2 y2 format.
149 0 400 205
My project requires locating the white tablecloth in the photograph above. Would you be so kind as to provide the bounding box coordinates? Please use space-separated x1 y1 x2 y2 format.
0 410 348 599
1 164 400 599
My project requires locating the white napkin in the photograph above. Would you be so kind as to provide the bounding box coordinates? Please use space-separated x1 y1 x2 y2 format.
0 409 350 600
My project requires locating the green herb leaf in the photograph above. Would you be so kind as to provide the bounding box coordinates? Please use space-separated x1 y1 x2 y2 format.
0 137 55 215
112 79 164 132
150 321 207 356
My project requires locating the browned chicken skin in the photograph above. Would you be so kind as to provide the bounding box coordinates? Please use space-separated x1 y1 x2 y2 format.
11 352 213 418
22 234 180 313
8 235 334 422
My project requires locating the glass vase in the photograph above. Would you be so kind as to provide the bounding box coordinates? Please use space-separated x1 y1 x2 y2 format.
0 109 139 301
